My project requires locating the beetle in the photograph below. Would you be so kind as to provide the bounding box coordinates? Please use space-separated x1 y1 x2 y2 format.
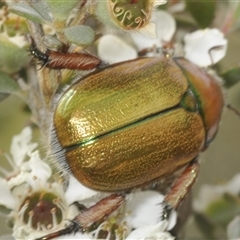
32 45 224 239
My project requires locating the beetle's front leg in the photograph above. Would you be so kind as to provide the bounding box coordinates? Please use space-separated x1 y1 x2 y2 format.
35 193 125 240
30 39 105 71
163 157 200 219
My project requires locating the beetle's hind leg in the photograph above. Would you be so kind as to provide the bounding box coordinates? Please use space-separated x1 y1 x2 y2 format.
35 193 125 240
162 157 200 219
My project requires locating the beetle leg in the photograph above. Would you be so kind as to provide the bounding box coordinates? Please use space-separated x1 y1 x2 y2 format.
163 157 200 219
35 193 125 240
44 50 104 70
29 39 105 71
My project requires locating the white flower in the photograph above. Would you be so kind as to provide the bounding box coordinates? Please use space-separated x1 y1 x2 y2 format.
153 0 168 7
123 190 177 232
10 127 37 167
64 175 99 205
0 178 16 209
184 28 227 67
130 10 176 53
123 191 176 239
124 191 165 228
131 1 169 38
97 34 137 64
0 127 176 239
97 11 176 63
0 127 97 239
7 150 51 189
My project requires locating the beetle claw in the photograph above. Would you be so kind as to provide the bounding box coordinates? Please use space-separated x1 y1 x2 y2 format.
161 203 173 221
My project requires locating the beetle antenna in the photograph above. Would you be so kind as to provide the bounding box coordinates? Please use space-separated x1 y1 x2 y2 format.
227 104 240 118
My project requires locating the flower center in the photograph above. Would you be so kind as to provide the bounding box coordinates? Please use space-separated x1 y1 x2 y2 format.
19 191 64 230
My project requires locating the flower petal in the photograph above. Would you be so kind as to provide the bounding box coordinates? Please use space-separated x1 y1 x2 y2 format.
0 178 16 209
65 175 99 205
154 10 176 42
124 190 164 228
7 151 51 189
153 0 168 7
10 127 37 167
97 34 137 64
131 10 176 51
184 28 227 67
166 210 177 231
126 221 174 240
57 232 92 239
27 151 52 187
7 170 30 189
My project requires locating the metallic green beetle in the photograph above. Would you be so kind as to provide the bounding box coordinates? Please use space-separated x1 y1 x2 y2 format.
51 56 224 192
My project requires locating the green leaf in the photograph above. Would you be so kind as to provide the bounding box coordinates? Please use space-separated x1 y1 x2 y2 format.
45 0 79 21
220 67 240 88
0 37 30 74
185 0 216 28
30 1 52 23
8 3 48 23
0 71 20 102
64 26 95 46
